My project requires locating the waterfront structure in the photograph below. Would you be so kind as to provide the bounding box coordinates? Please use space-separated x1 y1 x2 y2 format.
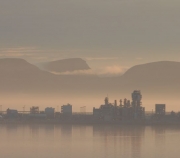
155 104 166 115
45 107 55 118
28 106 47 119
131 90 145 119
93 97 115 121
6 109 18 118
61 104 72 115
2 90 180 124
93 90 145 121
30 106 39 114
28 113 47 119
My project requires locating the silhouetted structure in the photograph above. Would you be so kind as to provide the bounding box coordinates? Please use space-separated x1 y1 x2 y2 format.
155 104 166 115
2 90 180 124
45 107 55 118
93 90 145 122
30 106 39 114
6 109 18 118
131 90 145 119
61 104 72 115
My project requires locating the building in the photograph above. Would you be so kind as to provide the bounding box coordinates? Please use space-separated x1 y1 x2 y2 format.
6 109 18 118
45 107 55 118
61 104 72 115
131 90 145 119
132 90 142 108
93 90 145 122
155 104 166 115
28 106 46 119
30 106 39 114
93 96 116 121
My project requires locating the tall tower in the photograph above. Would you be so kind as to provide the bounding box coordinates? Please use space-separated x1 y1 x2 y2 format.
120 99 123 107
104 97 109 105
114 100 117 106
132 90 142 108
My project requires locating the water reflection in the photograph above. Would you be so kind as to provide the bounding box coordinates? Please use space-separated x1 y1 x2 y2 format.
0 124 180 158
152 126 166 146
61 125 72 137
5 124 19 134
28 124 40 140
130 127 144 158
93 125 145 158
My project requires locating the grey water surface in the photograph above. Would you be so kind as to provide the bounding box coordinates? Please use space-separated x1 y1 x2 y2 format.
0 124 179 158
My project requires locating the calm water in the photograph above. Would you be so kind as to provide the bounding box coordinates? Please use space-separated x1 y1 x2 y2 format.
0 124 180 158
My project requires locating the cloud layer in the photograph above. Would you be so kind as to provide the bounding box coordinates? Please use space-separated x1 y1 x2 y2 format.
50 65 128 77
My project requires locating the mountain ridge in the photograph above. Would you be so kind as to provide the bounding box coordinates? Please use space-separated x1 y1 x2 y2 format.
0 58 180 99
41 58 90 73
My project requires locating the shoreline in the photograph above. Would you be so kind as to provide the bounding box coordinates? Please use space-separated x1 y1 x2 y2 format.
1 119 180 126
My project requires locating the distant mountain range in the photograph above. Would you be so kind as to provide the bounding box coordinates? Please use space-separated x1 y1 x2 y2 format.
107 61 180 95
0 58 98 95
0 58 180 100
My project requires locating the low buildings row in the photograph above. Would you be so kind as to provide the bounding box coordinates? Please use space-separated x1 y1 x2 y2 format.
5 104 72 119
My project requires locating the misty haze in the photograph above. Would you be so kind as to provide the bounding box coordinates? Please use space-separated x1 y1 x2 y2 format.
0 58 180 112
1 0 180 158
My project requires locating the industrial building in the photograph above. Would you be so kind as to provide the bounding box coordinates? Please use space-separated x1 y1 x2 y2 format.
155 104 166 115
30 106 39 114
93 90 145 122
93 97 115 121
28 106 46 119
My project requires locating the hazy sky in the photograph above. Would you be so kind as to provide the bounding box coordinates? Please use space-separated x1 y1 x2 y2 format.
0 0 180 71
